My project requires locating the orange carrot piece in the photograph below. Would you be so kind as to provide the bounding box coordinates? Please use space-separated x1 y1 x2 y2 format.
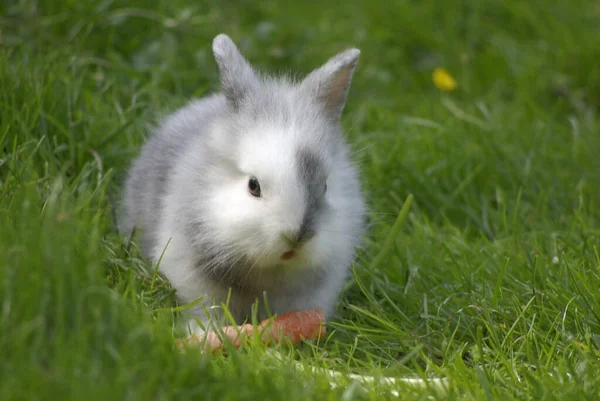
262 308 326 344
177 307 326 352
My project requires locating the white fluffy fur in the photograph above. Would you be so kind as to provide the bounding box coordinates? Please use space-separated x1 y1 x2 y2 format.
120 34 366 333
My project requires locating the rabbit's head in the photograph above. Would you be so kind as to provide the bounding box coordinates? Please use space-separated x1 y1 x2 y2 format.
176 35 365 278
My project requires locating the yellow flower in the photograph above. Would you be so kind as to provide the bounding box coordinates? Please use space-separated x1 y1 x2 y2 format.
432 67 457 91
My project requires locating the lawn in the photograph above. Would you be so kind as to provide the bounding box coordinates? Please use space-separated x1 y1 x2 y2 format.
1 0 600 399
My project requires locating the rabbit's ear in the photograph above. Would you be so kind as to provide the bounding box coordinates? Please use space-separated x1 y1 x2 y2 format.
300 48 360 121
212 34 257 110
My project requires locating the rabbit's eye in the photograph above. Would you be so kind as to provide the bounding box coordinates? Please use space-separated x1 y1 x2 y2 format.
324 182 328 193
248 177 261 197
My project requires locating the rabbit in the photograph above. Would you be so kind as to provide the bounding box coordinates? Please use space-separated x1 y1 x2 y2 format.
119 34 366 334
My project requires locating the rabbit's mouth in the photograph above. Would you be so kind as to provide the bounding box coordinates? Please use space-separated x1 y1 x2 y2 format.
280 249 296 260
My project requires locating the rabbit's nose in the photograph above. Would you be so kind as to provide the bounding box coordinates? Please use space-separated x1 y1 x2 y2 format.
281 232 299 247
281 209 317 247
281 226 316 247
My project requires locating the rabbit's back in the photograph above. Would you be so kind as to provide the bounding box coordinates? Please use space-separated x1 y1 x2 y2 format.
119 95 226 254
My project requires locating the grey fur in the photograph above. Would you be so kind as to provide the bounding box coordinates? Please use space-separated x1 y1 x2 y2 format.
300 48 360 120
295 148 326 243
119 34 366 330
212 34 258 110
119 95 226 254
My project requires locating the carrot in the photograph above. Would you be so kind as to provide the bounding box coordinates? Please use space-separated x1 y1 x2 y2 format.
262 308 326 344
177 307 326 352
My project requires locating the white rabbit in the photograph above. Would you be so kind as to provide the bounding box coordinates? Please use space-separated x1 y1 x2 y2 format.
119 34 366 334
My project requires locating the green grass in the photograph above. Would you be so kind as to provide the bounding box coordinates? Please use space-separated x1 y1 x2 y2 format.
2 0 600 399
